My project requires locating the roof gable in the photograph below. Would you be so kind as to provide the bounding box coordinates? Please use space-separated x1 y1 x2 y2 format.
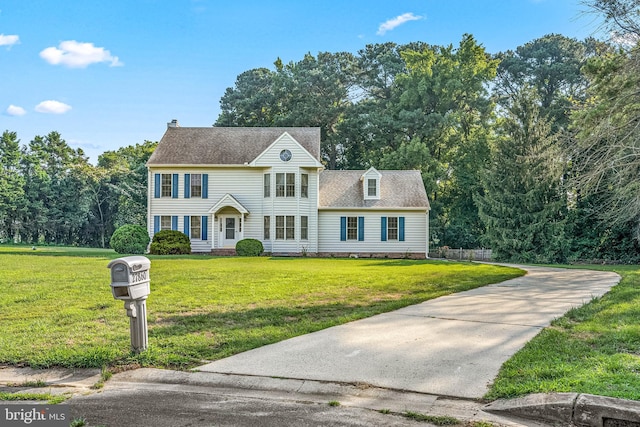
147 127 321 166
208 194 249 215
361 167 382 180
250 131 323 167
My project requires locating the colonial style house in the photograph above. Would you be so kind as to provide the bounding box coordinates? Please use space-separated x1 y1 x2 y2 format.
146 122 430 257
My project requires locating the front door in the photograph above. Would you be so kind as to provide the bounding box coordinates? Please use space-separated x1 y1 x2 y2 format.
220 215 241 248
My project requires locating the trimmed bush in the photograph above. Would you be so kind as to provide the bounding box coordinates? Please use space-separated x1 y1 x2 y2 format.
235 238 264 256
110 225 150 254
149 230 191 255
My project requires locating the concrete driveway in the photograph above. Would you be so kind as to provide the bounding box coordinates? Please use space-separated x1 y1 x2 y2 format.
197 265 620 399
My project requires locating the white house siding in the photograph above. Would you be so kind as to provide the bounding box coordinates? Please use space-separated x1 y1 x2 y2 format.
252 133 321 168
317 210 428 256
209 167 264 250
261 166 319 254
148 165 320 253
148 167 263 252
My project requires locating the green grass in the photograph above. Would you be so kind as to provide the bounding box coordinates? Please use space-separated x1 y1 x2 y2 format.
486 264 640 401
0 391 69 404
0 245 523 370
403 412 460 425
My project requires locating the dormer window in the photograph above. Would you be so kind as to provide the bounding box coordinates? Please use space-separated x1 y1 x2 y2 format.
367 179 377 197
362 167 381 200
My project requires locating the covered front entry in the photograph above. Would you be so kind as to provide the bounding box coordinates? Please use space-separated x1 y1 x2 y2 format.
208 193 250 250
219 214 242 248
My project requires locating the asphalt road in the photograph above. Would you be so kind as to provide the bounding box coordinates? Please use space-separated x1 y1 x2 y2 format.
67 387 425 427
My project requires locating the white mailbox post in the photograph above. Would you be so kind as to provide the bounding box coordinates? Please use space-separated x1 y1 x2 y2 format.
107 256 151 353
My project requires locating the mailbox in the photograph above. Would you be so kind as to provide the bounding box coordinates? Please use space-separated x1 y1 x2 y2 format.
107 256 151 353
107 256 151 301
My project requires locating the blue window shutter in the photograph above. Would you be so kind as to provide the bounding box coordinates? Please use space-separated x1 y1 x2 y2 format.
381 217 387 241
184 174 190 199
172 216 178 231
154 216 160 233
154 174 160 198
202 174 208 199
184 216 190 237
172 174 179 198
399 217 405 241
358 217 364 241
340 217 346 241
201 216 208 240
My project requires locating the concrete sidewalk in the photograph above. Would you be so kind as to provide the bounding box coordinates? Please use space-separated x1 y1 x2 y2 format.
197 265 621 399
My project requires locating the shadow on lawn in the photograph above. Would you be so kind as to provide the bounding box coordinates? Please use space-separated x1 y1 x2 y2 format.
149 303 384 339
147 302 417 365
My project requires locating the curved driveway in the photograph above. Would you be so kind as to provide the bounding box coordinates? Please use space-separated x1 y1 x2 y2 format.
197 265 621 399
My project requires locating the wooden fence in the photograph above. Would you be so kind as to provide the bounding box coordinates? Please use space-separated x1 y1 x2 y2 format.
429 248 493 261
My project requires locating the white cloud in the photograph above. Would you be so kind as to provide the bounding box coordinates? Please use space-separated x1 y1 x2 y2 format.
69 140 102 150
377 12 423 36
6 105 26 116
611 31 640 47
35 100 72 114
40 40 123 68
0 34 19 46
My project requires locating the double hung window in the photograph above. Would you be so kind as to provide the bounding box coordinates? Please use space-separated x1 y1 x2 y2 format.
301 174 308 198
347 217 358 240
367 179 377 197
264 216 270 240
190 174 202 197
264 174 271 198
300 216 308 240
160 216 172 230
275 215 295 240
190 216 201 239
276 173 296 197
381 216 405 242
161 174 172 197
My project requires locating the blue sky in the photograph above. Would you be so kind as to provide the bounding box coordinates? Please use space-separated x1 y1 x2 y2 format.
1 0 602 163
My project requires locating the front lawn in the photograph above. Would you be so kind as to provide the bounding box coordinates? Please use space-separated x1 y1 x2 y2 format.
486 264 640 401
0 245 523 370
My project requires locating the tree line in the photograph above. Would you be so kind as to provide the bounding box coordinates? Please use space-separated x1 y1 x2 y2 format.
2 0 639 263
0 130 155 248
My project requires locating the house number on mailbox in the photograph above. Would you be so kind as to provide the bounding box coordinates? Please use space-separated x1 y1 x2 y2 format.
131 270 147 283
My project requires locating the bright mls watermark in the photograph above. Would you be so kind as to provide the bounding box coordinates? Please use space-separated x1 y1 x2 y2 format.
1 405 68 426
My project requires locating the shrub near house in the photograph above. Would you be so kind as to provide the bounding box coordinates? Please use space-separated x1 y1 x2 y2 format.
110 224 150 254
236 238 264 256
149 230 191 255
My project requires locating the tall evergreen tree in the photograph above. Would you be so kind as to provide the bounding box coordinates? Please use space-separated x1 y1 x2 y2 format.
476 89 567 262
20 132 90 244
0 131 25 242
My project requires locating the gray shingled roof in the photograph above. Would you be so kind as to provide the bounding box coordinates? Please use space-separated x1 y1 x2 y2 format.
319 170 430 209
147 127 321 165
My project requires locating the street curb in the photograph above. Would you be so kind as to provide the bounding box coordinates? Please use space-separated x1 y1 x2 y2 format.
484 393 640 426
105 368 542 426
